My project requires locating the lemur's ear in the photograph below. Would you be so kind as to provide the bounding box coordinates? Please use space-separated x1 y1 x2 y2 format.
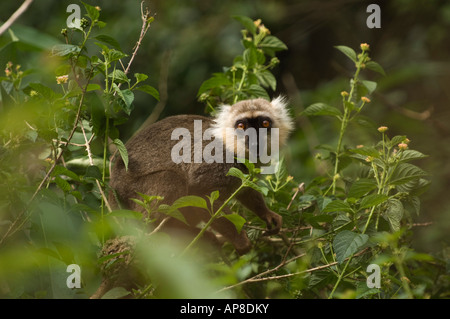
270 95 288 112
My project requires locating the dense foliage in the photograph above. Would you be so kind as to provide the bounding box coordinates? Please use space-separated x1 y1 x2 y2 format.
0 1 448 299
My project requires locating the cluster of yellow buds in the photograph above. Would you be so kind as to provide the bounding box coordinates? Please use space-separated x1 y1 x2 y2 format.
254 19 270 35
377 126 388 133
56 75 69 84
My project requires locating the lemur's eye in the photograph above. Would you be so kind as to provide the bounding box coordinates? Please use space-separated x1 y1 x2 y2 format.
236 122 246 130
262 120 271 128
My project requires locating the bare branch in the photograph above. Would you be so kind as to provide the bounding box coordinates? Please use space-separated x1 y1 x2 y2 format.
79 122 112 213
0 0 34 36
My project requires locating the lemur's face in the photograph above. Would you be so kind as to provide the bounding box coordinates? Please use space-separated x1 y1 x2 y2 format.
211 97 293 160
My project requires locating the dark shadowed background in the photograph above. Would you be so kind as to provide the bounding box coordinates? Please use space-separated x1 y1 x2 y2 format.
0 0 448 257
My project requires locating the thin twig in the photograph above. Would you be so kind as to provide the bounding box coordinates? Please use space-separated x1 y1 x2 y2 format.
148 217 170 236
0 0 34 36
125 2 152 75
79 122 112 212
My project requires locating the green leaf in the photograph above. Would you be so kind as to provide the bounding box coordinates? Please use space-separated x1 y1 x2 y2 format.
136 85 160 101
51 44 81 57
95 35 121 50
101 287 130 299
348 179 377 199
361 80 377 94
222 214 246 233
323 200 354 214
333 230 369 264
28 83 55 100
113 139 128 171
52 165 81 182
365 61 386 76
54 176 71 193
82 1 100 21
335 45 357 62
247 84 269 100
170 195 208 211
207 190 220 209
303 103 342 117
244 180 268 196
383 198 403 232
134 73 148 83
255 69 276 91
387 135 407 148
243 48 258 68
390 163 427 185
259 35 288 52
398 150 428 162
197 73 231 96
107 49 128 62
226 167 247 180
359 194 388 210
349 146 380 158
109 69 129 83
113 84 134 114
158 205 188 225
232 15 257 34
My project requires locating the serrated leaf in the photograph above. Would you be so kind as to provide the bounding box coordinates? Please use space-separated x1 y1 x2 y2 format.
366 61 386 76
247 84 269 100
303 103 342 117
109 69 129 83
256 69 276 91
335 45 357 62
244 180 268 196
113 139 128 171
333 230 369 264
390 163 427 185
259 35 288 51
107 49 128 62
350 146 380 158
113 84 134 114
383 198 403 232
222 214 246 233
51 44 81 57
398 150 428 162
54 176 71 192
323 200 354 214
136 85 160 101
359 194 388 210
348 179 377 199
